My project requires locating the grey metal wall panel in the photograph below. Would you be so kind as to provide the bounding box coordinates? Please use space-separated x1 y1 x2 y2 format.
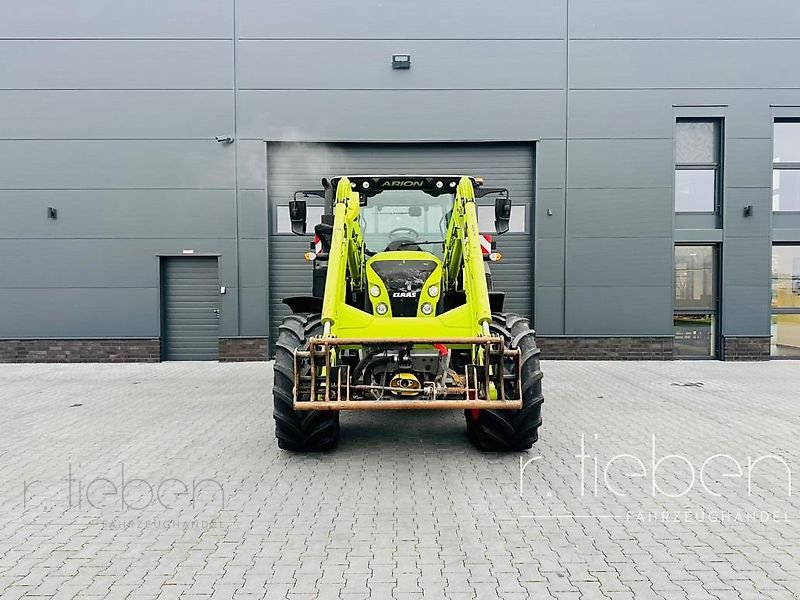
568 90 675 139
237 40 565 90
267 142 535 339
570 40 800 89
724 138 773 188
722 238 772 287
238 238 267 288
565 287 673 336
724 188 771 237
567 139 673 189
0 288 158 337
0 0 233 38
566 237 672 288
237 140 268 190
236 0 566 39
534 286 564 335
567 188 672 238
721 286 771 336
571 89 800 139
0 40 233 90
0 190 236 239
239 287 268 337
0 141 235 189
238 190 267 238
236 90 566 142
0 91 234 139
537 140 566 189
570 0 800 39
161 257 219 360
535 239 564 287
535 188 565 239
0 239 237 288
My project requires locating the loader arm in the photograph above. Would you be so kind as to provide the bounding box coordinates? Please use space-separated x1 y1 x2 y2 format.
320 177 364 332
443 177 493 333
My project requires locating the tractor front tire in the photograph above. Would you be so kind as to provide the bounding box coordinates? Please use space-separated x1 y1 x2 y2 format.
465 313 544 451
273 313 339 451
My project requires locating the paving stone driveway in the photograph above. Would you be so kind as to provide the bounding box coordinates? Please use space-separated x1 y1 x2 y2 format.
0 361 799 599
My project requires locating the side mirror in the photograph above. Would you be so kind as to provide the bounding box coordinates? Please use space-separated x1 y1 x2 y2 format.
288 200 307 235
494 197 512 234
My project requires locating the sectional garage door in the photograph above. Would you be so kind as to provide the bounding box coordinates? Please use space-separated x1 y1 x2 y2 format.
267 142 535 344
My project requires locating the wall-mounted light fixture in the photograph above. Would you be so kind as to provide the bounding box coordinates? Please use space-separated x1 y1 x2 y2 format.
743 205 753 217
392 54 411 69
47 207 58 220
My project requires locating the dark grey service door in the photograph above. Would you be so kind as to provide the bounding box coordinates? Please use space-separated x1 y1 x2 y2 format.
160 257 220 361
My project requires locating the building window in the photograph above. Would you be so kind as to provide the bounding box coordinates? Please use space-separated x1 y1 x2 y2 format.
674 245 718 358
675 119 722 213
771 244 800 357
773 120 800 212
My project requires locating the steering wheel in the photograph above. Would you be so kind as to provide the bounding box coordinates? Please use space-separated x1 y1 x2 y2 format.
388 226 420 241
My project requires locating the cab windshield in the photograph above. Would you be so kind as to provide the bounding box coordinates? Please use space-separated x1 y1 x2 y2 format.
360 190 453 257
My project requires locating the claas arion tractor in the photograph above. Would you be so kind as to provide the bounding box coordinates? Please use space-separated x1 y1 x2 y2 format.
273 175 543 451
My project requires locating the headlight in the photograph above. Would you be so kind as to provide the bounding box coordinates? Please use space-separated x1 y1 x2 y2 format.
376 302 388 315
369 285 381 297
421 302 434 315
427 284 439 297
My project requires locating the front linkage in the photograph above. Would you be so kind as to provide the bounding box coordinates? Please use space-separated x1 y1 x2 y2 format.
293 335 523 410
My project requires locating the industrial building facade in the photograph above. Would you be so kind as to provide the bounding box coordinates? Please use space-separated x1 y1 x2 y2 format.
1 0 799 362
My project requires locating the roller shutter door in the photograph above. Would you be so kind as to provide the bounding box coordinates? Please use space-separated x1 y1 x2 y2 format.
267 142 534 344
160 257 219 360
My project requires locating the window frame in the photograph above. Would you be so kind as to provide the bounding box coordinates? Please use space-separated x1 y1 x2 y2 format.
770 243 800 358
772 118 800 213
673 244 721 359
674 117 723 215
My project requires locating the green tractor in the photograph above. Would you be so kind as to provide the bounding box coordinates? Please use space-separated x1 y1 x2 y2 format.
273 175 543 451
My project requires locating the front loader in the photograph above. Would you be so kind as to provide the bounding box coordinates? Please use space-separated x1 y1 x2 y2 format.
273 175 543 451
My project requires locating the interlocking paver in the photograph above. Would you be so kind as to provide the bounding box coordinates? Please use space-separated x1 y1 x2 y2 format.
0 361 798 599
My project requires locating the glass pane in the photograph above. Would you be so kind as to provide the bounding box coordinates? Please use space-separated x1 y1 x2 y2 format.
275 205 324 234
772 169 800 211
674 314 715 358
675 169 716 212
676 120 718 164
773 121 800 162
771 314 800 357
772 245 800 309
675 246 715 310
477 204 526 233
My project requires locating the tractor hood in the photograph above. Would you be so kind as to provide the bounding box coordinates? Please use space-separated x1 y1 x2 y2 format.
365 251 442 318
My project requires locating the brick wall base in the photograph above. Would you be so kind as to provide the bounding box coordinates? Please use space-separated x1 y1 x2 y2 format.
0 335 773 362
0 339 160 363
219 337 267 362
722 336 771 361
537 336 674 360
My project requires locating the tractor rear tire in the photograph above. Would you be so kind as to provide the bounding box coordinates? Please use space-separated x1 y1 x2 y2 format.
273 313 340 451
465 312 543 451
